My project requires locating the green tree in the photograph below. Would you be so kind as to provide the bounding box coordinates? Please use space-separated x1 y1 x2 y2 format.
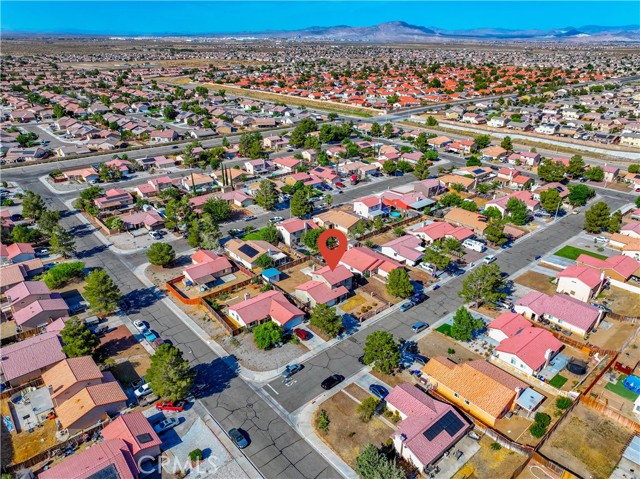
202 197 232 222
37 209 61 236
255 254 274 269
386 268 413 298
147 242 175 266
355 444 405 479
474 134 492 149
317 409 330 432
584 201 610 233
584 166 604 182
187 222 202 247
608 211 622 233
383 122 394 138
261 224 280 245
567 184 594 207
309 303 342 338
357 397 379 423
302 227 325 251
439 192 463 207
290 189 312 217
60 318 100 358
238 131 264 159
104 216 125 231
539 189 562 213
254 180 279 210
506 197 528 225
413 157 431 180
50 226 76 258
484 220 508 246
426 115 438 126
483 206 503 221
163 106 178 120
253 321 283 349
363 331 400 374
22 191 47 220
53 103 66 119
500 136 513 151
566 154 585 178
450 307 485 341
146 343 195 401
423 247 450 271
11 225 41 243
466 156 482 167
538 159 566 183
370 122 382 137
84 269 122 315
42 261 85 289
382 160 397 176
459 263 506 306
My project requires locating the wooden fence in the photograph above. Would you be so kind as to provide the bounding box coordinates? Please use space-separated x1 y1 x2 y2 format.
357 214 425 242
579 396 640 434
0 378 44 400
0 327 40 346
605 312 640 323
200 300 242 336
165 276 201 306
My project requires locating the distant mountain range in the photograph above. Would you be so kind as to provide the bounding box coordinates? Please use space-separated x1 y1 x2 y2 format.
224 22 640 43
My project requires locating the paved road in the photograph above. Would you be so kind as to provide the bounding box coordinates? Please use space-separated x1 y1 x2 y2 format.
263 191 630 414
16 177 339 479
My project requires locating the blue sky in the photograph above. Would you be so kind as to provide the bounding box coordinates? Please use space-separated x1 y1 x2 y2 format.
2 1 638 35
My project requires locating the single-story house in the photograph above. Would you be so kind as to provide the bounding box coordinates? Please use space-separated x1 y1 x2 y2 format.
276 218 318 247
0 332 65 387
295 281 349 308
228 290 304 331
339 246 402 278
183 250 234 286
224 239 287 270
101 412 162 465
380 235 425 266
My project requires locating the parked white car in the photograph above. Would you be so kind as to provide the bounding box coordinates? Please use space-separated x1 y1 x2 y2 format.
483 255 497 264
462 239 486 253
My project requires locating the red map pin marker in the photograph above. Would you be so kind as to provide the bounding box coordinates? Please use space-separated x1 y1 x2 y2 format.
317 229 348 271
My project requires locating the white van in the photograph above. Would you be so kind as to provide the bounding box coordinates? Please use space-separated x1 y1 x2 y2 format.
419 263 437 275
462 239 486 253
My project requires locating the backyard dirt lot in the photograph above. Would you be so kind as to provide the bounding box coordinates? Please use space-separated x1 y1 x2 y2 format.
453 435 527 479
96 325 151 386
599 286 640 317
588 319 638 351
540 403 633 479
313 391 393 467
514 271 557 295
418 331 486 364
275 262 314 294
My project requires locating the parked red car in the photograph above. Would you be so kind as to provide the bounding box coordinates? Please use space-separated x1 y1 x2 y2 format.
294 328 310 340
335 182 346 189
155 400 186 412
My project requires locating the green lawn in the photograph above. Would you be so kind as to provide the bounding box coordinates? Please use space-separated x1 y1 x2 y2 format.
554 246 607 261
605 375 640 401
549 374 568 388
436 324 452 336
242 230 264 241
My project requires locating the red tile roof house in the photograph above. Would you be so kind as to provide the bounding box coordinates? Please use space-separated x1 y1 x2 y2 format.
183 250 234 286
380 235 425 266
41 356 104 407
532 182 570 201
309 265 354 291
150 129 179 143
339 246 403 279
507 151 542 166
576 253 640 283
353 195 388 219
410 222 474 244
38 438 138 479
94 188 134 211
514 291 603 338
13 296 68 331
556 265 605 302
0 258 43 293
491 322 564 377
3 242 36 264
621 221 640 240
117 210 165 231
487 312 533 343
294 281 349 308
104 159 134 176
228 290 305 331
273 156 300 173
386 383 471 473
485 191 540 218
276 218 318 247
0 331 65 386
217 189 254 208
6 280 54 312
101 411 162 465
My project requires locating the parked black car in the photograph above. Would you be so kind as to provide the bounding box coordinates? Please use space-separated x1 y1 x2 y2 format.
321 374 344 390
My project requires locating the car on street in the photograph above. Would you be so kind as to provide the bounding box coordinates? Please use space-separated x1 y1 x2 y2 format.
321 374 344 390
229 428 249 449
155 400 186 412
269 216 285 224
133 320 147 332
43 262 59 271
413 354 429 366
134 383 152 398
399 301 415 312
149 231 161 240
293 328 310 340
151 338 167 349
229 228 245 237
494 299 514 310
368 384 389 400
282 364 303 379
595 236 608 243
153 417 179 434
335 182 346 189
411 293 426 304
36 249 49 257
483 255 497 264
143 330 158 342
411 322 429 333
243 215 257 222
